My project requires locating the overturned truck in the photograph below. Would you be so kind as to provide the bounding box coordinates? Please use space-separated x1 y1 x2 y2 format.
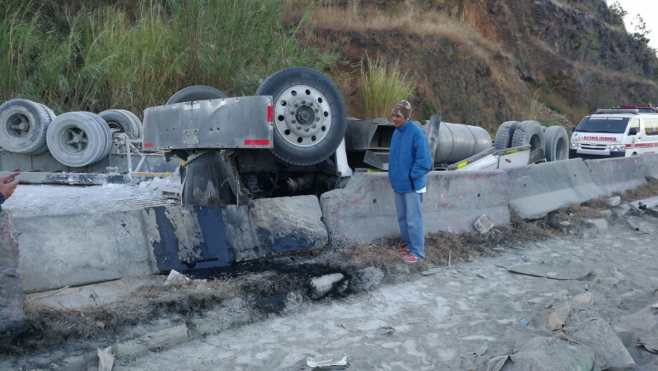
142 67 569 207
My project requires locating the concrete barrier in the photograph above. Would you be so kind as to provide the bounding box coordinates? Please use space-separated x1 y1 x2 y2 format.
584 157 648 195
12 187 327 292
506 159 605 219
638 154 658 179
11 154 658 292
15 210 158 292
321 171 511 247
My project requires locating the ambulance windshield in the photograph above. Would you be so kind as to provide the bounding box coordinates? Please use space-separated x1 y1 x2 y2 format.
575 117 630 133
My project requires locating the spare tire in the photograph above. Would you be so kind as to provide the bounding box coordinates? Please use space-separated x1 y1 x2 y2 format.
0 98 54 154
166 85 226 105
511 120 546 163
544 126 569 162
494 121 518 150
47 112 112 167
256 67 347 166
99 109 142 139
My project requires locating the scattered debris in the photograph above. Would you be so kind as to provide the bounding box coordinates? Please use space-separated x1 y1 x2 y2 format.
564 309 636 370
545 303 572 331
375 326 395 336
613 204 632 218
607 196 622 207
309 273 345 299
473 343 489 357
485 337 595 371
626 216 652 234
97 346 114 371
639 332 658 354
420 267 442 276
506 263 593 281
306 354 348 369
572 292 593 306
164 270 191 287
632 196 658 210
352 267 384 291
583 218 608 232
473 214 495 234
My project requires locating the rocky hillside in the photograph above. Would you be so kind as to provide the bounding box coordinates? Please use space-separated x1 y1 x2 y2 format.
292 0 658 131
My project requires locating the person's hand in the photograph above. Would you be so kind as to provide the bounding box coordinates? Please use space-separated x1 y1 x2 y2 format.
0 179 18 200
0 172 20 200
0 171 19 184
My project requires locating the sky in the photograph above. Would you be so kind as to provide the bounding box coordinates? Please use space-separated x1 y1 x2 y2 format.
609 0 658 49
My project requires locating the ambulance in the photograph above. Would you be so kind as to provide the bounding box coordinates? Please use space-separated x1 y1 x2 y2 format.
570 108 658 158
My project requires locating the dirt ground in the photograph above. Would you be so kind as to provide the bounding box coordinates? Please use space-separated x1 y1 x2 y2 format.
3 185 658 370
92 203 658 370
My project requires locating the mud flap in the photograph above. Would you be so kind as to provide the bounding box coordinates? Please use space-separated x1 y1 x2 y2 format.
181 150 249 207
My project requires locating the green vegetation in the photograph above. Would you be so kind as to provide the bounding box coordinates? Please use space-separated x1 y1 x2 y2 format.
359 55 415 118
0 0 335 114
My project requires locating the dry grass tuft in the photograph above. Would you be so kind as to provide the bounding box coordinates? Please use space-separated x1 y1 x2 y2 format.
359 55 415 118
623 177 658 201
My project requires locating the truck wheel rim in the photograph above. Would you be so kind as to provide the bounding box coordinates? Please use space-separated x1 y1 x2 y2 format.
7 112 31 138
274 84 332 147
61 126 89 153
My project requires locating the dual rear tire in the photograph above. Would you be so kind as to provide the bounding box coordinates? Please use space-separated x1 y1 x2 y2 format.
0 99 144 168
494 120 568 163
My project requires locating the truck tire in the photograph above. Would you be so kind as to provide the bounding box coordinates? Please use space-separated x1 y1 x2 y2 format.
494 121 518 150
166 85 226 105
511 120 545 163
99 109 142 139
47 112 112 167
0 99 54 154
83 112 114 159
256 67 347 166
544 126 569 162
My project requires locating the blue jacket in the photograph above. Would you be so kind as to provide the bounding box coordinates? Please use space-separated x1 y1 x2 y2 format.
388 121 433 193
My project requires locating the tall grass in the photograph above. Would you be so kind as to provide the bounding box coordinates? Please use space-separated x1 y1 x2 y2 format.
359 55 415 118
0 0 334 114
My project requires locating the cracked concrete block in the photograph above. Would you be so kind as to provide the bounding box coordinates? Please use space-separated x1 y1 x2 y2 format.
250 196 328 254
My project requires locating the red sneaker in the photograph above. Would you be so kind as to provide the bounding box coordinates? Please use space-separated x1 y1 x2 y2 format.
401 252 418 264
399 242 410 255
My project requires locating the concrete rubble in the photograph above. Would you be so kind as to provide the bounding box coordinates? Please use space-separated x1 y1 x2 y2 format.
310 273 345 299
473 214 495 234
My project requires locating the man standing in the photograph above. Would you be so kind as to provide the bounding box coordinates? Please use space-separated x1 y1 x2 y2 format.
388 101 432 263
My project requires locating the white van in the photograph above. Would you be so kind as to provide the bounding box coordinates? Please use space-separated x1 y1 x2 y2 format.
570 109 658 159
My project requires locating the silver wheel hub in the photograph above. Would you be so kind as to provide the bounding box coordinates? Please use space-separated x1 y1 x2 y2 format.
7 114 31 137
274 85 331 147
62 127 89 153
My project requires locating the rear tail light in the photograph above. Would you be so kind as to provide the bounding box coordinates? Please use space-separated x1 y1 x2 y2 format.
267 103 273 124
